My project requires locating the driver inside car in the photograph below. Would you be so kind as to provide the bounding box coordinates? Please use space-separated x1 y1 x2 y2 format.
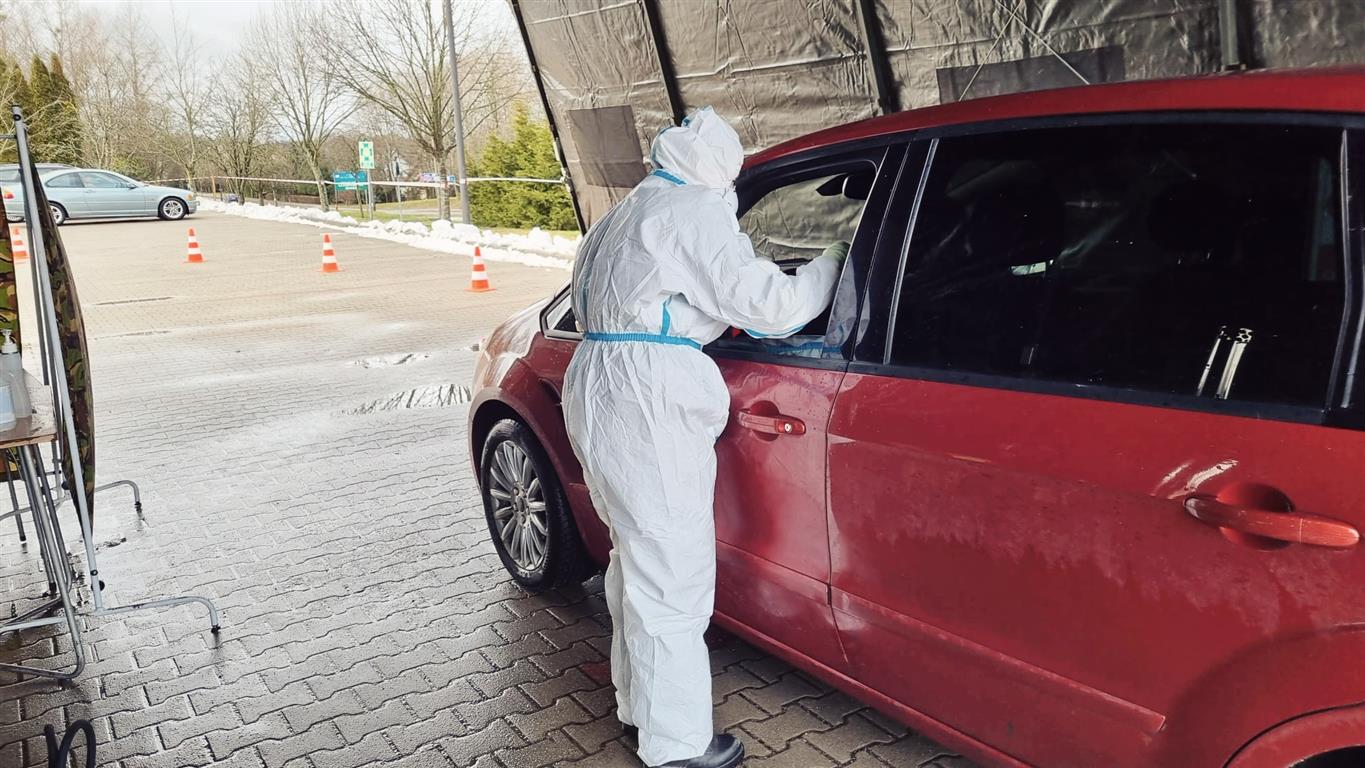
561 107 847 768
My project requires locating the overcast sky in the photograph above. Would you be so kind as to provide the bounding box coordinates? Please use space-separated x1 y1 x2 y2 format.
129 0 516 58
138 0 278 57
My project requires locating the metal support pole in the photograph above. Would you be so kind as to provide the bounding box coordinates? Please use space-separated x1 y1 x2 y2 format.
641 0 685 125
444 0 472 225
1218 0 1244 70
855 0 899 114
3 457 26 542
0 445 86 681
11 105 219 637
13 106 101 610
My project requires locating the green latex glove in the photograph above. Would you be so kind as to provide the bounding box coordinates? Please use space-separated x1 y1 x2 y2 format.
821 240 851 264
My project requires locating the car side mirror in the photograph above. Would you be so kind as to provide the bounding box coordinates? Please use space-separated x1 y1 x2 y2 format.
124 183 137 189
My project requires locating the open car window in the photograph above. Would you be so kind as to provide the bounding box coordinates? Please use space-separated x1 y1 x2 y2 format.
708 163 876 355
543 286 580 337
741 170 872 265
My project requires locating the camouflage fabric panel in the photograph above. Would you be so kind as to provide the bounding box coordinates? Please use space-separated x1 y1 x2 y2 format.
0 195 18 345
0 197 17 475
28 164 94 518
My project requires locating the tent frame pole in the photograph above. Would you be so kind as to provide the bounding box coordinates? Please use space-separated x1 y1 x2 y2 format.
855 0 899 114
1219 0 1245 70
641 0 686 125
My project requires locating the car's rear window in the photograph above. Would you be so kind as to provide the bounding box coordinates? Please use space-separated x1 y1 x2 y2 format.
890 122 1344 409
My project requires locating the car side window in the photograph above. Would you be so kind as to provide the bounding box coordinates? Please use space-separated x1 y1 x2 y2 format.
544 288 579 336
889 123 1344 409
707 162 877 357
80 172 124 189
46 173 82 189
741 170 870 264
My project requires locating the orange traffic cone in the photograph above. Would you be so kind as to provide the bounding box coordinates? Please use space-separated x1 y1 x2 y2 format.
467 247 493 292
186 227 204 263
321 233 341 273
9 224 27 262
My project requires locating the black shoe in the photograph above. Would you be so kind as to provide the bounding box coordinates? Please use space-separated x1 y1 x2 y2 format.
623 724 638 744
650 734 744 768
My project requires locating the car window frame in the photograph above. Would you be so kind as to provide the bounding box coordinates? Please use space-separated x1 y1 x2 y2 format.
853 110 1365 427
542 284 579 340
701 141 910 372
1331 128 1365 428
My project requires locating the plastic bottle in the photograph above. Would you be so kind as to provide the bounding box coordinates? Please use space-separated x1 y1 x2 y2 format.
0 329 30 417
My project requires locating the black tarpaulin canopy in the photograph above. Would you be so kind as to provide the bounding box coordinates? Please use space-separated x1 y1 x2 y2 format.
508 0 1365 231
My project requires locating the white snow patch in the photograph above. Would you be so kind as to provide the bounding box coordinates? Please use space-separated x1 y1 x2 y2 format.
201 199 577 270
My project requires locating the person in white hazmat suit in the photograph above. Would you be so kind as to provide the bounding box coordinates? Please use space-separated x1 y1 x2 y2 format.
562 107 848 768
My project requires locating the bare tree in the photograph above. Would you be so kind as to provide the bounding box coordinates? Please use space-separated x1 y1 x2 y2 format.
72 3 165 174
249 2 353 210
206 55 271 200
163 9 205 190
322 0 525 221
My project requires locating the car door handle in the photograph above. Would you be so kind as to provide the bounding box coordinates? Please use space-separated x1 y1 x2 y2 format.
736 408 805 436
1184 496 1359 549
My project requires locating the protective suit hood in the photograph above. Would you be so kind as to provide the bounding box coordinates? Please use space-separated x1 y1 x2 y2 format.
650 107 744 191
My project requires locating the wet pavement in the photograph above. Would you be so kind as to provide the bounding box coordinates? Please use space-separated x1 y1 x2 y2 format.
0 211 975 767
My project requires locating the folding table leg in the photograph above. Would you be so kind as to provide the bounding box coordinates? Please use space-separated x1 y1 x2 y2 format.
3 459 26 542
0 445 85 681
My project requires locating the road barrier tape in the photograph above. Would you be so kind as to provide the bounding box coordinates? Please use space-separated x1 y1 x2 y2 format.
149 175 567 188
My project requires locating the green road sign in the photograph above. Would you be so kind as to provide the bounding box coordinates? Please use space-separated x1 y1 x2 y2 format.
358 140 375 170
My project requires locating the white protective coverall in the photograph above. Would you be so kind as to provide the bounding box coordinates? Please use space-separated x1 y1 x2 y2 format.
561 108 841 766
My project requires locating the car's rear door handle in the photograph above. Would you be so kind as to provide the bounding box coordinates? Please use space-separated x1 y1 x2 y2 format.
1184 496 1359 549
736 408 805 436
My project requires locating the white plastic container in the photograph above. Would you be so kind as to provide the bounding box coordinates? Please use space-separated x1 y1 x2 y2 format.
0 329 29 417
0 381 16 429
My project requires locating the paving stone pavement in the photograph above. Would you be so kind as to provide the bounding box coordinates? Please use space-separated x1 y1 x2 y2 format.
0 211 978 767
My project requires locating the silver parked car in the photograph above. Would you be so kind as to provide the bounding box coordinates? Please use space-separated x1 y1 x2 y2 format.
2 167 197 225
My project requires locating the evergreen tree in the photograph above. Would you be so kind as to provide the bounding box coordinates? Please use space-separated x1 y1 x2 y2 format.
0 62 30 163
469 104 575 231
45 56 83 165
25 55 53 157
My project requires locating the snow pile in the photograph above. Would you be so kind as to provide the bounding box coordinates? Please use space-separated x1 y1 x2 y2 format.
201 199 578 270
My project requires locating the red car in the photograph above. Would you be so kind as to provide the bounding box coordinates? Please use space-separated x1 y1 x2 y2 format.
470 69 1365 768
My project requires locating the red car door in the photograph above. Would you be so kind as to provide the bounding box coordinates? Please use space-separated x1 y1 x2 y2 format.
708 145 904 670
828 121 1365 767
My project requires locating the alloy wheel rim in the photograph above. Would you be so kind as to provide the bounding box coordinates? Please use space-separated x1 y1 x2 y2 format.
49 205 62 224
488 441 548 572
165 200 183 218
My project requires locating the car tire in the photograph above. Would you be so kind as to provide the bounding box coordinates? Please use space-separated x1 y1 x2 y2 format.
158 197 187 221
480 418 592 591
48 203 65 226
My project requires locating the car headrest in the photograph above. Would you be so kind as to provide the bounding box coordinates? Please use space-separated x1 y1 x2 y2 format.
1147 181 1233 257
964 182 1064 269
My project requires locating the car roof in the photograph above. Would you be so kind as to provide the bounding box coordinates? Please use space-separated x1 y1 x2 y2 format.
0 163 71 172
746 67 1365 168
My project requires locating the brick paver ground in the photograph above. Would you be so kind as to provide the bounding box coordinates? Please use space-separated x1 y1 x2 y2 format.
0 211 976 767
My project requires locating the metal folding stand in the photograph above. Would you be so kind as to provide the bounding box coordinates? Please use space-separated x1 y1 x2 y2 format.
2 477 146 530
0 107 220 683
0 409 86 680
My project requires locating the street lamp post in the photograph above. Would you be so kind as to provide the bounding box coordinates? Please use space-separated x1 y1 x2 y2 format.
443 0 472 225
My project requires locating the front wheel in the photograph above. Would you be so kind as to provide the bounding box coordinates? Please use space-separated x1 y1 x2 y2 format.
158 197 186 221
48 203 65 226
480 418 591 591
